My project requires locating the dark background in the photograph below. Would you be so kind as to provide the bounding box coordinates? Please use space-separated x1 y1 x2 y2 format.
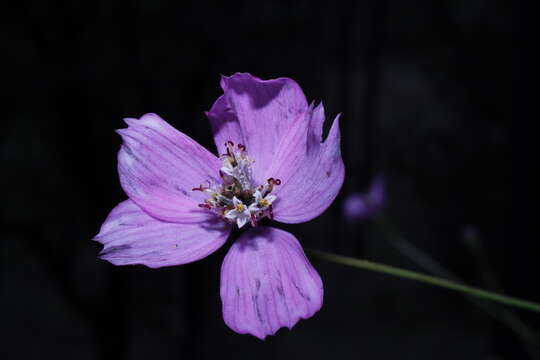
2 0 519 359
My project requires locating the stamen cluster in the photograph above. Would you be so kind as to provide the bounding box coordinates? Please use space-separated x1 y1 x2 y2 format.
193 141 280 228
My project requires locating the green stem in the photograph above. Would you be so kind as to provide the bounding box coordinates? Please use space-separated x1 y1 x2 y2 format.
372 218 540 347
307 248 540 313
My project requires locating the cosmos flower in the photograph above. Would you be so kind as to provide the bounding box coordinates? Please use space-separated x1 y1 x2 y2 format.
93 73 344 339
342 177 384 221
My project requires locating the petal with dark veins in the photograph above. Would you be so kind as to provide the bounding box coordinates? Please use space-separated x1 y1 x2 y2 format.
220 226 323 340
208 73 309 184
117 113 221 223
94 200 230 268
268 103 345 223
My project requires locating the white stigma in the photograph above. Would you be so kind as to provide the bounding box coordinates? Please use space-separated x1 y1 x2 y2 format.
192 141 280 228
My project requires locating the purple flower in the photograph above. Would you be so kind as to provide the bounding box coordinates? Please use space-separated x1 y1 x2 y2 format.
342 177 384 221
93 73 344 339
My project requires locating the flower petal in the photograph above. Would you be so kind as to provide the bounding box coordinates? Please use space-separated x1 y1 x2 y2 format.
220 227 323 340
368 176 385 208
342 193 373 221
117 113 221 223
211 73 309 184
268 103 345 223
206 95 245 155
94 200 230 268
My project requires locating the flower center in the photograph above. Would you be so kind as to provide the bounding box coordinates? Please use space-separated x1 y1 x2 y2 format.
192 141 280 228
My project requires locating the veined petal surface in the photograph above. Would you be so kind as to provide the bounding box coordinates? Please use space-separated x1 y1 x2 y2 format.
94 200 230 268
268 103 345 223
209 73 309 184
207 95 245 155
117 113 221 223
220 227 323 340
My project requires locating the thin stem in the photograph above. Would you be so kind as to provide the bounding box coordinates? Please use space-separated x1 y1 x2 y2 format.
372 218 540 347
307 248 540 313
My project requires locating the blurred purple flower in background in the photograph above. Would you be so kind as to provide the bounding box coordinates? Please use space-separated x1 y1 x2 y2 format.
93 73 344 339
342 177 385 221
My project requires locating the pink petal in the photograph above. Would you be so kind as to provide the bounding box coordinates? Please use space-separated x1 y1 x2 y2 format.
220 226 323 340
368 176 385 208
206 95 245 155
342 193 374 221
94 200 230 268
212 73 309 184
117 113 221 223
268 103 345 223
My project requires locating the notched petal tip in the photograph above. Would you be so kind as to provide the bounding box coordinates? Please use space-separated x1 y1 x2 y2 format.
220 72 301 94
269 105 344 224
122 117 137 126
123 113 163 126
325 113 342 146
114 128 128 137
138 112 161 122
220 72 260 82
